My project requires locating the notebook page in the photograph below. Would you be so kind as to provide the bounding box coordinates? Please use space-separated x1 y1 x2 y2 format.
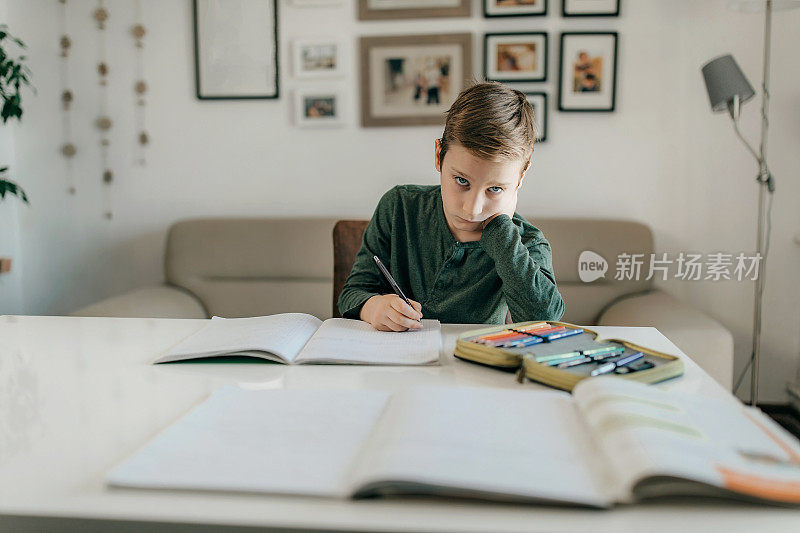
346 387 614 507
294 318 441 365
107 387 391 497
572 378 800 504
155 313 322 364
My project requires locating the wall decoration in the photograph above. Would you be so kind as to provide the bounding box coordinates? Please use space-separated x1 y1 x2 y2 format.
357 0 470 21
131 0 148 165
290 0 342 5
483 0 547 18
292 39 343 79
359 33 472 127
484 32 547 82
562 0 620 17
558 32 618 112
295 88 345 128
93 0 114 219
193 0 279 100
58 0 76 195
524 91 547 142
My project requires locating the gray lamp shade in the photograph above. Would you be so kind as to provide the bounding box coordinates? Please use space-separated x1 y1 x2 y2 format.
701 54 755 113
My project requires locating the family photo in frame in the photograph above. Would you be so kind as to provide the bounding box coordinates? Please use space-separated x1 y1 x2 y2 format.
484 0 548 18
358 0 471 20
359 33 472 127
484 32 548 82
558 32 618 112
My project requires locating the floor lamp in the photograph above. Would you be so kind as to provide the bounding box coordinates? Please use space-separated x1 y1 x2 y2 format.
699 0 787 407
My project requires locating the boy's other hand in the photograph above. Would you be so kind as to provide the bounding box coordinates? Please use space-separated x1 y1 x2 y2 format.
360 294 423 332
480 189 519 232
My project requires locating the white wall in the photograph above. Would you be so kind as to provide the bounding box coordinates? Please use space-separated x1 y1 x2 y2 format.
5 0 799 401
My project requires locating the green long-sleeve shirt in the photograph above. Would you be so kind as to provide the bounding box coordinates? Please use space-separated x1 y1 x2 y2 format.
337 185 565 324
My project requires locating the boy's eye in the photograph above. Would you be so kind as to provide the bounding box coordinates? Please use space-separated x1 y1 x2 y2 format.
455 176 469 186
488 186 504 194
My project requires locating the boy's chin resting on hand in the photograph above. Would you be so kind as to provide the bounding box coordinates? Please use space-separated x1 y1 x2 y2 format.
359 294 424 332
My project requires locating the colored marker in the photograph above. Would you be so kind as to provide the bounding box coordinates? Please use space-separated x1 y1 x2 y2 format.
591 351 644 377
539 328 583 342
535 351 582 364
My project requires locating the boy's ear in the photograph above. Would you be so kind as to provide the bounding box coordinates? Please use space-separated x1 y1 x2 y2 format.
434 138 442 173
517 160 530 190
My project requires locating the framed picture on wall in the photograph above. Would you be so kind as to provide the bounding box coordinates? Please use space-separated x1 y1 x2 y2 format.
558 32 618 112
484 0 547 18
290 0 342 6
292 39 344 78
562 0 620 17
358 0 470 20
295 88 345 128
484 32 548 82
524 92 548 142
359 33 472 127
193 0 279 100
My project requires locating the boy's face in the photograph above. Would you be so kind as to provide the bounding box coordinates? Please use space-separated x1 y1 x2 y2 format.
435 139 528 240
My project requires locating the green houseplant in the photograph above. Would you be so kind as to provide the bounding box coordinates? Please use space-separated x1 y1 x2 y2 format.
0 24 32 204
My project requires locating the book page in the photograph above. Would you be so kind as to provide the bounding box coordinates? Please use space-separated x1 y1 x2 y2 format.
107 387 391 497
155 313 323 364
572 378 800 504
346 387 616 507
294 318 441 365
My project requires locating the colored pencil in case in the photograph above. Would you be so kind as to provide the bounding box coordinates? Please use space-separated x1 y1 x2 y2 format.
501 336 544 348
582 345 624 357
474 323 549 344
534 351 582 364
539 328 583 342
557 356 595 368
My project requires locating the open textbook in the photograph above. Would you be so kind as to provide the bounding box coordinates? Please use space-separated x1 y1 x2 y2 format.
107 379 800 507
154 313 441 366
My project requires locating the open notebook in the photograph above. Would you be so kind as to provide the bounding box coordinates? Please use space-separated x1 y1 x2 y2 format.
107 380 800 507
154 313 441 366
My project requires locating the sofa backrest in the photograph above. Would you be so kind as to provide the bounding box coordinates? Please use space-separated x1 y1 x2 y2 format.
165 217 653 324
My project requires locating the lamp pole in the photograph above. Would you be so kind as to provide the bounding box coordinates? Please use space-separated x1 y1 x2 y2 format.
750 0 773 406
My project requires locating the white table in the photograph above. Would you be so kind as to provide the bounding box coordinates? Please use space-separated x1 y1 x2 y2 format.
1 315 798 532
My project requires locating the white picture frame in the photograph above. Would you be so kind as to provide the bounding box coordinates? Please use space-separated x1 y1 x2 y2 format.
193 0 278 100
484 32 548 82
292 39 344 79
295 88 345 128
290 0 342 6
524 92 548 142
558 32 618 112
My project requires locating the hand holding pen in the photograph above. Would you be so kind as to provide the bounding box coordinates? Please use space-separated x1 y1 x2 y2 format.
359 256 423 332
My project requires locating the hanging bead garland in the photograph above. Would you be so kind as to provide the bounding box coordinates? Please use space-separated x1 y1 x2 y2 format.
132 0 148 165
58 0 77 195
93 0 113 220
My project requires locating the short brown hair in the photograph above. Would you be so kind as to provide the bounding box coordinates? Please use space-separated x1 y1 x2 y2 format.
440 81 535 166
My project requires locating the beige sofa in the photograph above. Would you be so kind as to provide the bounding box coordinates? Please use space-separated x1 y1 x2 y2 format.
71 217 734 389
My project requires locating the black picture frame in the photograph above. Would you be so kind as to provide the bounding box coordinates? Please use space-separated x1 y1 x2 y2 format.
562 0 620 17
483 32 549 83
193 0 280 100
558 32 618 112
483 0 548 18
524 91 548 143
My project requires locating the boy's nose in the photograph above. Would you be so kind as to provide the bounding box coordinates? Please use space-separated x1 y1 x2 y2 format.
463 194 483 217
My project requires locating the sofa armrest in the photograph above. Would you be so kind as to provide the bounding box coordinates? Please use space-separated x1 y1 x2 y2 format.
69 285 207 319
597 289 734 391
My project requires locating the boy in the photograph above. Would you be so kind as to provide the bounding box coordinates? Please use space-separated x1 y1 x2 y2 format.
338 82 565 331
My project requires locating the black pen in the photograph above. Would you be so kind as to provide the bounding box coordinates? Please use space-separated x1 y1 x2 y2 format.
373 255 421 323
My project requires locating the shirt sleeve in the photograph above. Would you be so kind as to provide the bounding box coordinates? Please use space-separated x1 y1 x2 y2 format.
479 214 565 322
337 188 397 319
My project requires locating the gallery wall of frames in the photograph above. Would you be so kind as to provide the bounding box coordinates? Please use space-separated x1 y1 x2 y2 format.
193 0 622 142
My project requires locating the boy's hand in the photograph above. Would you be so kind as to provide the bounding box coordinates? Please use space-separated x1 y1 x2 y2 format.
480 188 519 232
360 294 423 331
